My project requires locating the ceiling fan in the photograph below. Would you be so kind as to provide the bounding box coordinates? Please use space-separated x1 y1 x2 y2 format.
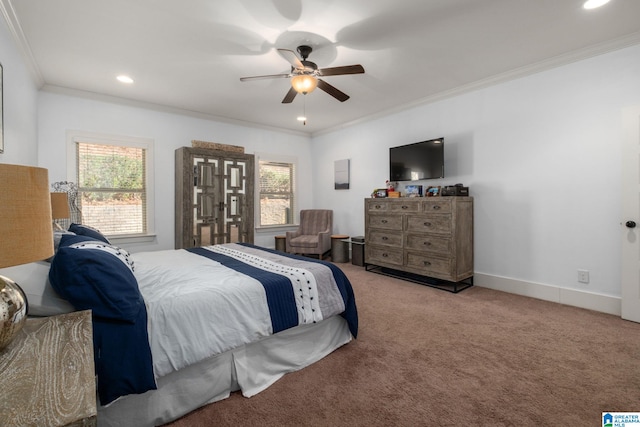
240 45 365 103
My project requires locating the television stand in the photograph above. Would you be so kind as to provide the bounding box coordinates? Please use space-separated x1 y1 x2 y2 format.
365 264 473 293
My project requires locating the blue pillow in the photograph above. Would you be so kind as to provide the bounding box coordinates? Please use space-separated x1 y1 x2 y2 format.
69 223 110 244
49 235 142 322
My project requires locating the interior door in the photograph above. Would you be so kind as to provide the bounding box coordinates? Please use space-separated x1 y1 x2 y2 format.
621 105 640 322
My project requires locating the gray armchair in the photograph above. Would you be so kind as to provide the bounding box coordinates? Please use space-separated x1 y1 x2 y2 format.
285 210 333 259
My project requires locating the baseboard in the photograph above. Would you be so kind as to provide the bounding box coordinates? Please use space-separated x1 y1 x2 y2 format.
474 273 621 317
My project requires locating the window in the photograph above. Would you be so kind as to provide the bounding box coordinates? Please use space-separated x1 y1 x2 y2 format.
67 131 154 240
258 158 296 226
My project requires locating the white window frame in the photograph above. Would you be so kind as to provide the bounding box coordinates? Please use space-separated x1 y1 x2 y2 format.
66 130 156 244
255 152 298 230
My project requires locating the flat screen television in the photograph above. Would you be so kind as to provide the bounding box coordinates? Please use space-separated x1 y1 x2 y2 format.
389 138 444 181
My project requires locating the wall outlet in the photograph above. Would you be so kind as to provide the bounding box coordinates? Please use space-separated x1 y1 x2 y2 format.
578 269 590 284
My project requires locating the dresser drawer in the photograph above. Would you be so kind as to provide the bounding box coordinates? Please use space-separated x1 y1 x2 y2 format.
367 200 390 212
406 252 452 276
405 234 451 255
406 214 451 234
367 214 402 231
422 199 452 214
387 200 420 213
369 229 402 247
366 246 403 266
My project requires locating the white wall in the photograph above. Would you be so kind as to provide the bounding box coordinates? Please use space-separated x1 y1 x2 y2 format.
311 43 640 309
0 15 39 166
36 91 313 252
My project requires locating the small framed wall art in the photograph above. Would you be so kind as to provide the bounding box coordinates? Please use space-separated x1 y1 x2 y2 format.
334 159 350 190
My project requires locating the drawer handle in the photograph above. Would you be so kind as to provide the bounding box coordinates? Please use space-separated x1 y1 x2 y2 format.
382 236 388 241
375 205 381 209
423 242 431 246
433 205 441 210
381 219 388 224
382 253 389 258
401 205 408 210
424 222 431 227
423 261 431 266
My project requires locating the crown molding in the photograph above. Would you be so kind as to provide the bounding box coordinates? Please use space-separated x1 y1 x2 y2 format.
0 0 44 87
40 84 311 138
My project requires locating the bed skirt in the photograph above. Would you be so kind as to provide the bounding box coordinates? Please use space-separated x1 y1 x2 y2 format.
97 315 352 427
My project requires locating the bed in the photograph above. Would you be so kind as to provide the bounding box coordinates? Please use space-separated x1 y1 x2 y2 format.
3 228 357 427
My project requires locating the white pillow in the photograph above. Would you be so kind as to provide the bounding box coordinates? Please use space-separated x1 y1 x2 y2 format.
0 261 75 316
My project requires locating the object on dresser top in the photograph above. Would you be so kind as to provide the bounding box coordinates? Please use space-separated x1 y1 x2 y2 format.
441 185 469 196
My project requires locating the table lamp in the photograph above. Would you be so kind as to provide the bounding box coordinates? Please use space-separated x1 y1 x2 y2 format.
51 192 70 230
0 164 54 350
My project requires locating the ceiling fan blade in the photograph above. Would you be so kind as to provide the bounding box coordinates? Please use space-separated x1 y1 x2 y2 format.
240 73 290 82
277 49 304 70
282 86 297 104
317 79 350 102
319 65 365 76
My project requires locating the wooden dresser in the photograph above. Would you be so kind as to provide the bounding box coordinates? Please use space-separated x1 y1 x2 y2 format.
365 197 473 289
0 310 97 427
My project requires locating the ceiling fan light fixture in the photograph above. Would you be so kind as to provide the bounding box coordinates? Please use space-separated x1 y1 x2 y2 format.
116 74 134 84
583 0 610 9
291 74 317 94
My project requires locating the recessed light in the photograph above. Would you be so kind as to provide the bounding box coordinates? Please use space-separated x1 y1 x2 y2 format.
297 116 306 122
583 0 611 9
117 75 134 84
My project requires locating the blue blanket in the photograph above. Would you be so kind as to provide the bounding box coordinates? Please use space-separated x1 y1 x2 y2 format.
49 235 156 405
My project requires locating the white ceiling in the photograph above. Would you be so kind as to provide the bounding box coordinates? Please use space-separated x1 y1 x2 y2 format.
3 0 640 135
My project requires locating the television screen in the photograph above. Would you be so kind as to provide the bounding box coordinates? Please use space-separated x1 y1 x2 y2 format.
389 138 444 181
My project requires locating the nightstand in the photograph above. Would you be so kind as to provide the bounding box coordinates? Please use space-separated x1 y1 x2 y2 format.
0 310 97 427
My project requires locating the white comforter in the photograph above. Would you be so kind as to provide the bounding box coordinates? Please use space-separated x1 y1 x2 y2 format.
132 243 345 378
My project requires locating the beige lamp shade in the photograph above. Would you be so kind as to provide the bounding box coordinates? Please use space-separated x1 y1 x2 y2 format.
0 164 54 268
51 192 70 220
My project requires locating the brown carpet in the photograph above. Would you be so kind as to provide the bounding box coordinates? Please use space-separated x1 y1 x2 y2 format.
165 262 640 427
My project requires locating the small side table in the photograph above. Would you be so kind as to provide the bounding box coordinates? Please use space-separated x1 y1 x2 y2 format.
331 234 350 263
275 235 286 252
0 310 97 427
350 236 365 266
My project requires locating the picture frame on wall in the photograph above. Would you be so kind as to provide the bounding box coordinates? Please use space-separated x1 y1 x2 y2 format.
0 63 3 154
334 159 350 190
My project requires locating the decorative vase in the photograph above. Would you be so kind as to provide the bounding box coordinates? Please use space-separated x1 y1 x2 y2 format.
0 275 28 351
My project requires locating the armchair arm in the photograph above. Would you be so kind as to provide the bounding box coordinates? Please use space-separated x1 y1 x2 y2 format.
318 230 331 251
